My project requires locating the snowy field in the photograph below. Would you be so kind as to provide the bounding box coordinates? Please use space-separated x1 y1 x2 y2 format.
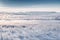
0 12 60 40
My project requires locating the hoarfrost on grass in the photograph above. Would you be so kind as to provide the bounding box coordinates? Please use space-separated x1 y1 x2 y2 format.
0 20 60 40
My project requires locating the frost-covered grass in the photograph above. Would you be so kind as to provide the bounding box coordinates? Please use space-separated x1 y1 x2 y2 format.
0 12 60 40
0 20 60 40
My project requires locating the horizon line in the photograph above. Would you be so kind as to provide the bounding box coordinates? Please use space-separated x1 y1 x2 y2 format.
0 7 60 12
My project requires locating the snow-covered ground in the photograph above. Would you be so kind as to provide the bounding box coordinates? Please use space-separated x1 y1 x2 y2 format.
0 12 60 40
0 12 60 20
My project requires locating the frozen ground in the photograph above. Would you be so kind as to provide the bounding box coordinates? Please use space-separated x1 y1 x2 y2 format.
0 12 60 40
0 20 60 40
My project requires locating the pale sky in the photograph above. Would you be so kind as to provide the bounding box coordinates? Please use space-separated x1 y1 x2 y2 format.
0 7 60 12
0 0 60 12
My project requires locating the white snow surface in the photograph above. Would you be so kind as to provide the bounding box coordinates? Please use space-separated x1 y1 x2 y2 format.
0 12 60 40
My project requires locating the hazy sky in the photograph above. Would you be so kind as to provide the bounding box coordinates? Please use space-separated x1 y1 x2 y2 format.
0 0 60 12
